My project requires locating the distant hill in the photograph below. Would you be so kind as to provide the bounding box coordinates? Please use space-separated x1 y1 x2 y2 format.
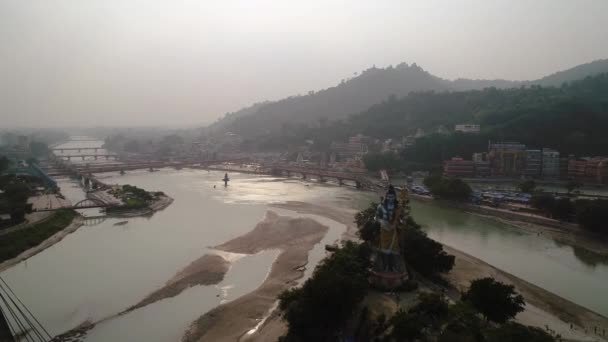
531 59 608 87
208 59 608 140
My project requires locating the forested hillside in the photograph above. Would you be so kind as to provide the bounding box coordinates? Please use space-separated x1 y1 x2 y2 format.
241 73 608 160
208 59 608 140
353 73 608 161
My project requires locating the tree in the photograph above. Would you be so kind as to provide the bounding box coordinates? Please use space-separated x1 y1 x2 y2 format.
518 180 536 194
279 242 372 341
29 141 49 157
402 228 455 277
363 152 403 172
566 180 582 194
575 199 608 233
462 277 525 324
424 175 472 201
389 310 425 342
409 292 449 328
0 156 8 173
2 182 32 222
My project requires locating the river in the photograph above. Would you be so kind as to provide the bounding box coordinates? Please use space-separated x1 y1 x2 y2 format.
2 142 608 340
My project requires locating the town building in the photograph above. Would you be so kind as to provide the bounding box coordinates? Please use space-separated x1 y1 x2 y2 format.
455 124 481 134
443 157 475 178
524 149 542 177
488 142 526 177
541 148 560 178
559 156 572 180
569 157 608 184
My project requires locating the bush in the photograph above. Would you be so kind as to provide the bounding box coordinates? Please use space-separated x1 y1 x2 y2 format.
424 175 472 201
575 199 608 233
279 242 372 341
462 277 525 324
402 227 455 277
486 322 554 342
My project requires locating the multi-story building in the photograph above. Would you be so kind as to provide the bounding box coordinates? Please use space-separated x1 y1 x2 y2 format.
443 157 475 178
568 159 588 180
559 156 572 180
488 142 526 177
584 157 608 184
524 150 542 177
455 124 481 134
541 148 560 178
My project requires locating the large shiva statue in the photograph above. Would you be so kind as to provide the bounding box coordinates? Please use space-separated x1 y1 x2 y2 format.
372 184 409 288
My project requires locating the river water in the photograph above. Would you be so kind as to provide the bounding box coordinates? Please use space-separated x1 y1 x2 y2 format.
1 168 356 341
2 141 608 340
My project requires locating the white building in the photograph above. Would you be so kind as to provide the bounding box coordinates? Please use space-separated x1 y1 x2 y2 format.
455 124 481 134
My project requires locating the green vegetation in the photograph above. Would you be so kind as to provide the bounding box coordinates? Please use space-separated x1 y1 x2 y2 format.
0 209 76 263
0 156 9 173
278 241 371 341
362 152 404 172
29 141 49 158
485 322 555 342
211 61 608 153
424 175 472 201
108 184 159 210
518 180 537 194
575 199 608 233
462 277 525 324
356 201 454 278
278 204 553 342
0 176 34 223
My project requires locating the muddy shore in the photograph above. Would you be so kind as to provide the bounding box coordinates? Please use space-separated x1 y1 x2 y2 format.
181 211 328 342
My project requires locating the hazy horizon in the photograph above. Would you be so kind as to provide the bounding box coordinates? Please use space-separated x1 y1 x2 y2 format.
2 0 608 128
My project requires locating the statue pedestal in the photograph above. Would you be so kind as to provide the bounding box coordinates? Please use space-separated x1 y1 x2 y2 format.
370 270 409 290
369 252 409 290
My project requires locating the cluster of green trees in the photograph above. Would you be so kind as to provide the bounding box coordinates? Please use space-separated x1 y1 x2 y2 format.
363 280 542 342
278 241 372 341
0 209 76 262
354 73 608 159
530 194 608 234
362 152 405 172
108 184 156 210
279 204 552 341
0 175 35 223
424 175 472 201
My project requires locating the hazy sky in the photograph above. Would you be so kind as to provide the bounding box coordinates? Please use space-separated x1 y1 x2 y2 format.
1 0 607 128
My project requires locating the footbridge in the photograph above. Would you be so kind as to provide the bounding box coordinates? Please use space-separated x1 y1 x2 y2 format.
33 198 111 212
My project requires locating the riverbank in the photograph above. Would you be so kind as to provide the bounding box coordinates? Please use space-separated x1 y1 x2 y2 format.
248 201 608 342
181 211 328 342
445 245 608 341
411 193 608 257
0 211 82 272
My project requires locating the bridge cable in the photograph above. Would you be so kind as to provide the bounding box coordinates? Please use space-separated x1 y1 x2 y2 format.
0 277 52 340
0 295 18 340
0 283 47 342
0 291 34 342
0 279 50 341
